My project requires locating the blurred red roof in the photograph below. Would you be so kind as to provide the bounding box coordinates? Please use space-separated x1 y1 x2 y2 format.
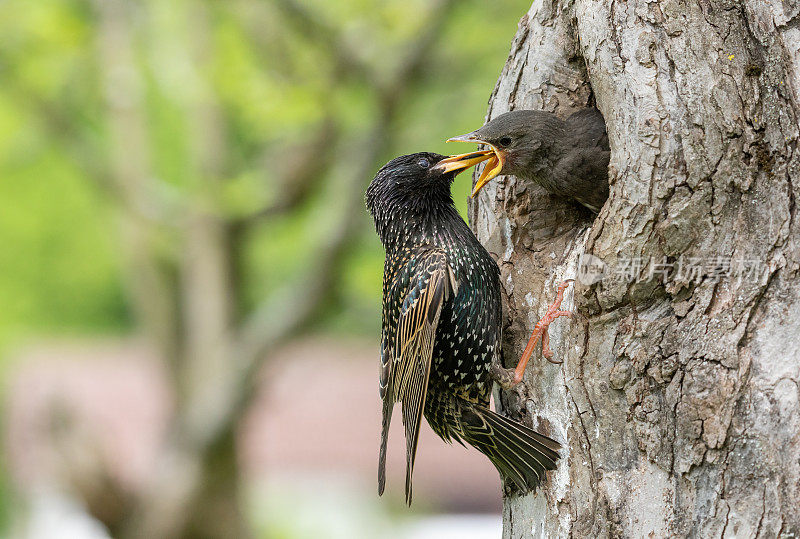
5 337 502 513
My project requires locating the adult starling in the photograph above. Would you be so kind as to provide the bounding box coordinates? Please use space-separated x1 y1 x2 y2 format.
448 108 610 213
366 151 564 504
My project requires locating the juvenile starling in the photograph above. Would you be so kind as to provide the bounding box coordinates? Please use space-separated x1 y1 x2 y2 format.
448 108 610 213
366 151 565 504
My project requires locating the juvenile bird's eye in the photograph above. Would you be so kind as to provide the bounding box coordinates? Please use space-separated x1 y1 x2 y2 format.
417 157 430 168
497 136 513 147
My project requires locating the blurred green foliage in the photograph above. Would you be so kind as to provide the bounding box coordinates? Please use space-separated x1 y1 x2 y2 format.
0 0 528 352
0 0 530 534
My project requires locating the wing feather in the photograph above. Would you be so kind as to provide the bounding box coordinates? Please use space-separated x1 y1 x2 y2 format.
377 247 452 504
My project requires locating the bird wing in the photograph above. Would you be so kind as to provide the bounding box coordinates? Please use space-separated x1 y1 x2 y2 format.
566 107 609 150
377 247 454 504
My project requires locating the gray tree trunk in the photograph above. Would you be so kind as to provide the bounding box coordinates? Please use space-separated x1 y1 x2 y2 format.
473 1 800 537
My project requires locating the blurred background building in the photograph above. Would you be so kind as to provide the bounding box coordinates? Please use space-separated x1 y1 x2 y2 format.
0 0 529 537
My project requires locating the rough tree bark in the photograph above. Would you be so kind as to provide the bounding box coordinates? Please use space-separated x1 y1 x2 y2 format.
474 1 800 537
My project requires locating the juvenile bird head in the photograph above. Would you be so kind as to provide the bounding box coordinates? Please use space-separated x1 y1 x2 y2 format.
365 151 493 217
448 110 564 197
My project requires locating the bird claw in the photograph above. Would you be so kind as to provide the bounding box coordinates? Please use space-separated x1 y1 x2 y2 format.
541 308 573 363
491 280 583 389
490 358 521 391
512 280 576 378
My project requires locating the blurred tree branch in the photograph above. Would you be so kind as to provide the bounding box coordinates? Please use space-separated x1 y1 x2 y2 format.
93 0 185 366
122 1 457 536
4 0 457 535
0 51 184 228
233 0 454 228
231 113 338 226
233 0 457 409
271 0 377 85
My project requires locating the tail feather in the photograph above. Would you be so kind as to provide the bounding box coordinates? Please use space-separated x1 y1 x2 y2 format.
378 398 392 496
380 391 562 500
457 400 561 494
399 350 433 505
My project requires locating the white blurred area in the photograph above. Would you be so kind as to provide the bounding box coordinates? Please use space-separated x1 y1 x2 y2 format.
250 479 501 539
5 338 503 538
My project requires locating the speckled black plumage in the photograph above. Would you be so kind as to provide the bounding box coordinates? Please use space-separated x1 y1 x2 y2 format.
366 152 561 504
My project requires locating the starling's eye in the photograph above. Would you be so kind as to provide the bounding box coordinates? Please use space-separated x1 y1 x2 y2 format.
417 157 430 168
497 136 513 147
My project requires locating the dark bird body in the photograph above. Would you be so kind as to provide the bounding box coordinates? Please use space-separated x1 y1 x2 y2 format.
450 108 610 213
366 152 560 503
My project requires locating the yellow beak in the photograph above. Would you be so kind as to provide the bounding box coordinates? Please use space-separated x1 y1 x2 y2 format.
446 133 506 197
431 150 495 175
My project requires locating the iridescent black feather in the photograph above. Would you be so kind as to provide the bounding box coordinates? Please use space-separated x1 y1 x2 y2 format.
367 152 561 504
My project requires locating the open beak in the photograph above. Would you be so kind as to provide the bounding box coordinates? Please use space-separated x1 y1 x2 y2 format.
431 150 495 175
446 132 506 197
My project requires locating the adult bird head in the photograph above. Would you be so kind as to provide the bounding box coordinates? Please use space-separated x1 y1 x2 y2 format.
365 151 494 217
447 110 563 197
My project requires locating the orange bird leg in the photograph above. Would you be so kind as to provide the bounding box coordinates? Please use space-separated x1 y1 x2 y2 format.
512 280 574 384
